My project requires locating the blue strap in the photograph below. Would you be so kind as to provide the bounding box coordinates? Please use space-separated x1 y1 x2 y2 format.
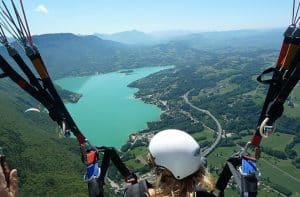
241 159 257 175
84 162 101 182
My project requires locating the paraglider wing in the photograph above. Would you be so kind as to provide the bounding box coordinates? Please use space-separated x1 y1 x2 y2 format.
24 107 40 113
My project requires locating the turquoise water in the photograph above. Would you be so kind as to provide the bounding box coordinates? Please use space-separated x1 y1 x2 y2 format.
55 66 171 148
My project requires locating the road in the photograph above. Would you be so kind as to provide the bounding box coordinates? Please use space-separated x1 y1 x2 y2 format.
182 90 222 156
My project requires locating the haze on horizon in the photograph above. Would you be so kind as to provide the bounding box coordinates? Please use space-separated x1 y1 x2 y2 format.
23 0 293 35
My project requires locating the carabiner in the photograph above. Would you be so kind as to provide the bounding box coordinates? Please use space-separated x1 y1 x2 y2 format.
259 117 275 138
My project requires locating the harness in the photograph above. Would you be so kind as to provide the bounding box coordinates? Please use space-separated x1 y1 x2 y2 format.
124 180 151 197
124 180 217 197
85 147 137 197
216 155 259 197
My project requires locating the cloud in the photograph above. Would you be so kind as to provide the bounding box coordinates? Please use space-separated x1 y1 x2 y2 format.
34 4 48 14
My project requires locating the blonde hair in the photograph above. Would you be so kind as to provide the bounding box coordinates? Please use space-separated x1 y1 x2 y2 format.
148 154 215 197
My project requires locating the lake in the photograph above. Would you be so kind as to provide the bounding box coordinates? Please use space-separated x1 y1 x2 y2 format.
55 66 171 148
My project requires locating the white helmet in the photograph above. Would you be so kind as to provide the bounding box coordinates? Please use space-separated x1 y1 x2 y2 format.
148 129 205 180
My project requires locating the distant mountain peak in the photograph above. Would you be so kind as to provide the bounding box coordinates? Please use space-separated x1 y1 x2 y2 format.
126 29 144 33
95 30 151 45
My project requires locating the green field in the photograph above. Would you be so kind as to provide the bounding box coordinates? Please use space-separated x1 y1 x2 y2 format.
207 146 239 168
125 158 145 169
192 74 239 101
250 85 267 105
261 133 294 151
294 143 300 155
214 77 239 95
125 146 148 169
284 85 300 118
259 156 300 196
129 146 148 158
224 187 285 197
192 127 215 144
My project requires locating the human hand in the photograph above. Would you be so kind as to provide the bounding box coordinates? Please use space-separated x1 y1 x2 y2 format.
0 156 18 197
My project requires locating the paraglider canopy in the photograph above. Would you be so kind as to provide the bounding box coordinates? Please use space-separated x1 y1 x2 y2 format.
24 107 40 113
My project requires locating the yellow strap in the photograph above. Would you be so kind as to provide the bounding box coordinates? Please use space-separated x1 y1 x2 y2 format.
32 58 49 79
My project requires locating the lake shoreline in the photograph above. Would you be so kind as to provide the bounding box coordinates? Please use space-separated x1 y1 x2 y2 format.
55 66 172 148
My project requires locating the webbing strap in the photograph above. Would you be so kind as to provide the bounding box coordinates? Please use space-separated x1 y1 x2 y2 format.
88 178 104 197
27 50 49 80
216 157 241 192
98 147 135 183
227 162 242 190
216 157 258 197
241 177 258 197
0 55 43 103
123 180 149 197
7 45 43 91
86 147 136 197
256 67 280 85
22 49 87 145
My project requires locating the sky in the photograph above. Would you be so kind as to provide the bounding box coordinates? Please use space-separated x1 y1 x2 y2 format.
11 0 296 35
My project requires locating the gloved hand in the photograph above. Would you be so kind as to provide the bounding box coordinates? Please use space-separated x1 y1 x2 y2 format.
0 156 18 197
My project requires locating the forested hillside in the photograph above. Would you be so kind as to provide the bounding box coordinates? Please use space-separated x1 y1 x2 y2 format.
0 79 90 196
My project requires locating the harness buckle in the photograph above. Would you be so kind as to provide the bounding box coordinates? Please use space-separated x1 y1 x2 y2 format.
259 117 275 138
239 142 251 156
59 120 71 138
240 142 261 160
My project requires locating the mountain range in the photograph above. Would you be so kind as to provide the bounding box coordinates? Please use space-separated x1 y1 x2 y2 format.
94 29 194 45
94 28 284 47
6 28 282 79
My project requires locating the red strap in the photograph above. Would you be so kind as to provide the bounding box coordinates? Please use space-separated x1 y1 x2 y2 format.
250 133 262 147
76 133 86 145
242 155 257 161
18 79 27 88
